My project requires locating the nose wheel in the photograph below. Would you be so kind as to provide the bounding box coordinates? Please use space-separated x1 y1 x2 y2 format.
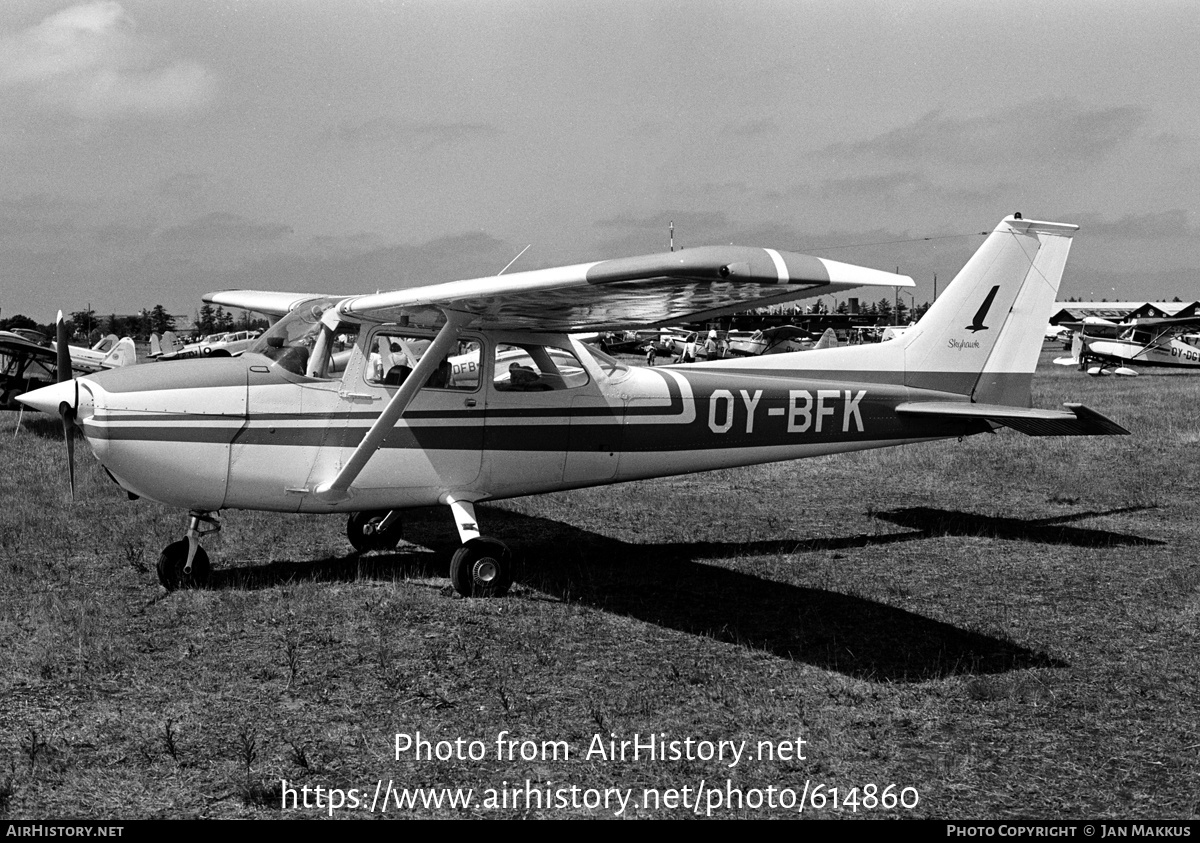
157 540 211 590
157 511 219 591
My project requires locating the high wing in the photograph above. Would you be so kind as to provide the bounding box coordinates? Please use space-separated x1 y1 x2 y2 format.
202 290 338 319
209 247 911 332
0 332 56 363
338 246 912 330
1062 316 1200 335
1125 316 1200 331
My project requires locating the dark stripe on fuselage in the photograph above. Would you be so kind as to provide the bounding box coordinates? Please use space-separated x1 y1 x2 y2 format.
86 386 978 452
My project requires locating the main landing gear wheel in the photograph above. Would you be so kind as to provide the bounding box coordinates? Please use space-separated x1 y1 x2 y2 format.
449 538 513 598
346 510 404 553
156 539 211 591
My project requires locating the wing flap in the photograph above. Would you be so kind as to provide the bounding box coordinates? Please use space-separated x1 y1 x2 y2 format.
896 401 1130 436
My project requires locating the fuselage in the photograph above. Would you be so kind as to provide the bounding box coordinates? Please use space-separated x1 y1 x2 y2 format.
1085 336 1200 368
62 328 983 514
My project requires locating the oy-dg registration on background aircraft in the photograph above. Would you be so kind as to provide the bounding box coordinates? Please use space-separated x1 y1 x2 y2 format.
19 214 1128 597
1053 315 1200 375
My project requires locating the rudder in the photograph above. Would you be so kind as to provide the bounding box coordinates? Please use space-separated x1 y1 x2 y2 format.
897 215 1077 405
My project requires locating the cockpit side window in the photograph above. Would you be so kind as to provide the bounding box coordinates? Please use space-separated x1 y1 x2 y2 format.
492 343 589 391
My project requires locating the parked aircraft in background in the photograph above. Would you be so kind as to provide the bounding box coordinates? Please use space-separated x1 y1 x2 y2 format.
20 215 1126 598
150 329 262 361
725 325 839 356
1053 316 1200 375
1 321 135 409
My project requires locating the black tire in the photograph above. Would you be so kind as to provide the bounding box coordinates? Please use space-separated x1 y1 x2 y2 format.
449 538 513 598
156 539 211 591
346 510 404 553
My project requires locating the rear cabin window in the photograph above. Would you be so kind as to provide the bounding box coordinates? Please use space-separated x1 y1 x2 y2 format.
366 332 481 391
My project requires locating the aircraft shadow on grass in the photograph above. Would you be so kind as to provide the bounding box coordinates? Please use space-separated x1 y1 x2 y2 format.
871 505 1164 548
207 502 1160 681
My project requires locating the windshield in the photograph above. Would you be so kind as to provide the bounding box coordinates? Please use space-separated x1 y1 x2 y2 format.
247 299 345 377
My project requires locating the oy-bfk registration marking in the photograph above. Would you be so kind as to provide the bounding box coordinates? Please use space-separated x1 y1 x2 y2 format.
707 389 867 435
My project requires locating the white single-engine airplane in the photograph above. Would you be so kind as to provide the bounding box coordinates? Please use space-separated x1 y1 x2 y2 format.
19 215 1128 596
1054 316 1200 375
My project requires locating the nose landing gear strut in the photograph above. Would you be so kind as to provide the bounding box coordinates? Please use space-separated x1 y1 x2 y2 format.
156 511 220 590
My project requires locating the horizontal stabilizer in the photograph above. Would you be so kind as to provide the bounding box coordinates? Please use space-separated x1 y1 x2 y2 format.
896 401 1130 436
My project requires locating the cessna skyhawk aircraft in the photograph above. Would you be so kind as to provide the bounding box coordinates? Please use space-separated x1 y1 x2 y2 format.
1054 316 1200 375
19 214 1128 596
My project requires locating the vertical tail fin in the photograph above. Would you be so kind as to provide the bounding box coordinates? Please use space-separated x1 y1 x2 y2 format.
898 215 1078 405
101 337 137 368
812 327 838 349
713 214 1077 410
91 333 119 353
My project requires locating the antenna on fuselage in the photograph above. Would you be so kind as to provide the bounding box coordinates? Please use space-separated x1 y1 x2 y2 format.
498 244 531 276
669 220 674 252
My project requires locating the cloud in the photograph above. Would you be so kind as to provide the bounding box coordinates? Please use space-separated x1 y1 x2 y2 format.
155 212 292 245
594 210 729 232
823 97 1148 165
0 1 215 118
1074 209 1196 239
332 118 498 152
726 118 780 139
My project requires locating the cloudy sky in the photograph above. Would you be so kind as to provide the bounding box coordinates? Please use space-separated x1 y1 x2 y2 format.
2 0 1198 323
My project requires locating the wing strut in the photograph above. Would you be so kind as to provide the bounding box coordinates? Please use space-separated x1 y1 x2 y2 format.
313 310 471 503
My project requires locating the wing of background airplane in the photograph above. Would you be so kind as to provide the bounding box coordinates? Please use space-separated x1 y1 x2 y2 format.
1126 316 1200 331
0 332 74 378
0 332 54 361
207 247 912 333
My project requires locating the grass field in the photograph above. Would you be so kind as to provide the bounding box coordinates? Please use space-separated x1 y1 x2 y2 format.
0 349 1196 819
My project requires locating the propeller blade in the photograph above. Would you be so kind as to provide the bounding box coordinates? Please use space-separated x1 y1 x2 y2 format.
63 404 76 502
55 311 71 384
54 314 77 500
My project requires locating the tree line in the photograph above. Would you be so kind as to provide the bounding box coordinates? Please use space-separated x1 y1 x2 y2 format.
1 305 267 343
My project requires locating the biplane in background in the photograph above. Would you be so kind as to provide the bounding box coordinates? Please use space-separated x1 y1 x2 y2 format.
1053 316 1200 375
1 323 135 409
20 215 1127 597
